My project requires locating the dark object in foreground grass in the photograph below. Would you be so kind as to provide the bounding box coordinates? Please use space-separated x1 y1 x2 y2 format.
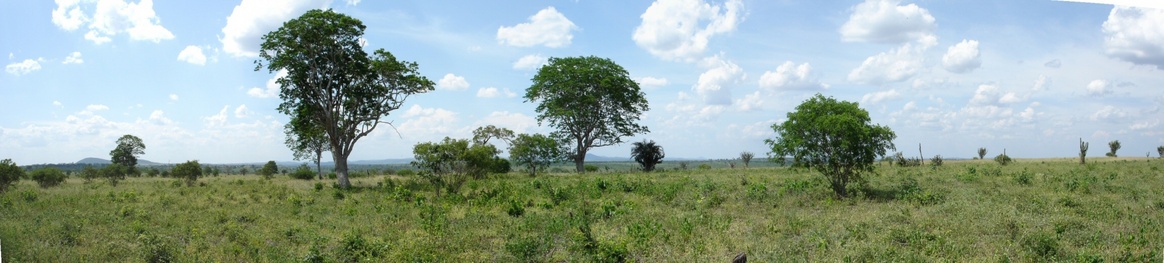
733 252 746 263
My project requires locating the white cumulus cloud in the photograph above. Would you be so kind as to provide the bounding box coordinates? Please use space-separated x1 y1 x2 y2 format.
221 0 331 57
234 104 250 118
63 52 84 64
53 0 175 44
759 61 827 90
694 55 744 105
169 94 178 101
861 89 901 104
513 54 547 70
637 76 669 88
497 7 578 48
1101 6 1164 69
840 0 936 44
149 110 172 125
476 87 517 98
248 70 286 98
437 73 470 90
177 46 207 65
942 39 981 73
5 58 44 76
204 106 230 127
633 0 744 61
848 36 936 85
1085 79 1114 96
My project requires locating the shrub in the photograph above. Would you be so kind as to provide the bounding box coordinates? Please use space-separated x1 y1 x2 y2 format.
258 161 278 179
30 167 67 188
0 159 25 193
290 165 315 180
631 139 665 172
697 163 712 170
894 152 921 167
80 165 100 183
740 151 754 168
506 199 525 217
930 155 943 167
490 157 512 174
678 162 689 170
994 153 1013 166
396 169 415 176
101 163 129 186
584 165 599 173
172 160 203 187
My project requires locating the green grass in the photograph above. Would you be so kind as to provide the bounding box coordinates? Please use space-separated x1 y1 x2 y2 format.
1 159 1162 261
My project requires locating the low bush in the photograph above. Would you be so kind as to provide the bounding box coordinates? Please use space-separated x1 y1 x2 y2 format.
995 153 1013 166
584 165 599 173
30 167 67 188
289 165 315 180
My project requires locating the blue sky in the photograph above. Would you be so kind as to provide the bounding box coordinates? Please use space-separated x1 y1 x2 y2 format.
1 0 1162 165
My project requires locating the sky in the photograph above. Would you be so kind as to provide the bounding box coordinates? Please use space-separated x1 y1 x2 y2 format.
1 0 1163 165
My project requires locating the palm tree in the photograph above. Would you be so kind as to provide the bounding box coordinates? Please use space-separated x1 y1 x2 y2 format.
631 140 665 172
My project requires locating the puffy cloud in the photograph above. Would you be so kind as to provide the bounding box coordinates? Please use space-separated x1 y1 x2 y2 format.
637 76 669 88
148 110 172 125
53 0 174 44
840 0 936 44
247 70 286 98
345 0 360 5
80 104 110 115
5 58 44 76
633 0 744 61
1101 6 1164 69
663 91 726 125
848 36 936 85
53 101 63 107
63 52 84 64
204 106 230 127
970 84 1025 106
1085 79 1113 96
941 39 981 73
177 46 206 65
476 87 516 98
513 54 547 70
476 111 538 134
169 94 178 101
861 89 901 104
398 105 459 136
1090 105 1128 121
437 73 470 90
234 104 250 118
221 0 331 57
758 61 827 90
1033 75 1051 91
694 56 744 105
734 91 764 111
496 7 578 48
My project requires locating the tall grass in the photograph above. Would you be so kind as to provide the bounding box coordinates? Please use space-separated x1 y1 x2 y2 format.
0 159 1161 261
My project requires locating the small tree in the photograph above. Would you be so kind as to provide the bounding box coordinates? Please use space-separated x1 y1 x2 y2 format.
290 164 315 180
29 167 67 188
172 160 203 187
740 152 755 168
80 165 100 183
1106 140 1121 157
1157 146 1163 158
994 152 1013 166
0 159 25 193
766 94 896 198
977 148 987 160
631 140 665 172
412 137 499 196
509 133 568 177
930 155 943 167
1079 138 1089 164
101 163 128 186
258 161 278 179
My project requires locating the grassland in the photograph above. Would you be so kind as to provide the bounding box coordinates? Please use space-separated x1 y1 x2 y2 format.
1 158 1162 262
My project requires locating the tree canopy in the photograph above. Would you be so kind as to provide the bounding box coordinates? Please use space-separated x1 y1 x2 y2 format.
412 137 500 196
631 140 665 172
110 134 145 174
765 94 896 198
524 56 649 172
257 9 434 188
284 106 328 180
508 133 568 177
0 159 24 193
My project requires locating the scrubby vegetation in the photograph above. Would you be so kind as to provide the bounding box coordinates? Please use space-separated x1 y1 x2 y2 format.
2 158 1160 261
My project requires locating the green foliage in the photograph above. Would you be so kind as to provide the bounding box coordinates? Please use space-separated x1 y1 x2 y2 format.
977 147 987 160
740 151 754 168
412 137 500 196
994 153 1013 166
101 163 129 186
29 167 67 188
584 165 600 173
80 165 100 182
472 125 516 145
172 160 203 187
490 157 511 174
930 155 943 167
506 199 525 217
1157 145 1163 158
894 152 921 167
631 139 665 172
258 161 278 179
697 163 711 170
290 164 315 180
110 134 146 172
257 9 435 189
525 56 649 172
509 133 568 177
766 94 896 198
1106 140 1120 157
0 159 26 192
396 169 415 177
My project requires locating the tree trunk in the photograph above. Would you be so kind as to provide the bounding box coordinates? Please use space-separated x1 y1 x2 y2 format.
574 147 588 173
334 153 351 189
315 149 323 180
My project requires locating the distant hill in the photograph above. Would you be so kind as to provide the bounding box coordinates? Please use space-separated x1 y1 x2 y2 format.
76 157 160 166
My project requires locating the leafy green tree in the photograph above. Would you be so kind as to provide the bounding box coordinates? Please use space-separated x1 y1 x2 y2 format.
1157 146 1163 158
411 137 499 196
172 160 203 187
740 151 754 168
508 133 568 177
101 163 128 186
29 167 67 188
284 106 329 180
765 94 896 198
977 147 987 160
525 56 649 172
631 140 665 172
1106 140 1120 157
290 164 315 180
257 9 435 189
110 134 145 175
472 125 516 145
258 161 278 179
80 165 100 183
0 159 25 193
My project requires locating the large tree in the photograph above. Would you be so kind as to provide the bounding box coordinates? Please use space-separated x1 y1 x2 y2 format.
284 107 328 180
110 134 145 175
0 159 24 193
257 9 434 188
631 140 665 172
508 133 568 177
524 56 649 172
765 94 896 198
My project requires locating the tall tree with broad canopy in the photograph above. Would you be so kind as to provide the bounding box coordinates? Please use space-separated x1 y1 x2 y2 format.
284 106 328 180
765 94 896 198
110 134 145 175
631 140 665 172
257 9 435 188
472 125 515 146
525 56 649 172
508 133 569 177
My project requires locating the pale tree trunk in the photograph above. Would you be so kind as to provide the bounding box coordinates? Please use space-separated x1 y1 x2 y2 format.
315 148 323 180
574 146 588 173
333 153 351 189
